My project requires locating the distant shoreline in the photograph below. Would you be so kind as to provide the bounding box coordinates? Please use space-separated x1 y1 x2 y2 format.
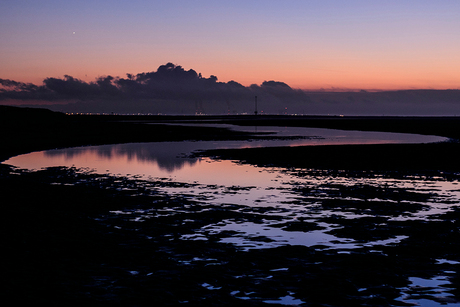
2 106 460 172
2 106 460 306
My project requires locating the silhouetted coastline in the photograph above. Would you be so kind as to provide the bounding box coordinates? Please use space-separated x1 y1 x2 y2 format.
2 105 460 170
2 106 460 306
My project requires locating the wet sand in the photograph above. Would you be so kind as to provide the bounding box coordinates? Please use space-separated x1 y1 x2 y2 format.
199 142 460 174
2 105 460 168
2 164 460 306
2 106 460 306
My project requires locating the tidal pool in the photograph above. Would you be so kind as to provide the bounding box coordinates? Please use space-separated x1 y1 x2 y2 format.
4 125 455 249
5 125 446 177
4 125 459 306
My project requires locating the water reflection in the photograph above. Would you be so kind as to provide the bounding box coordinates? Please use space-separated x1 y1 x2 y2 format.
3 125 459 306
9 125 446 176
43 142 201 173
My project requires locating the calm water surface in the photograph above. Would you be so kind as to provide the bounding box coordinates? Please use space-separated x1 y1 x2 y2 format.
5 125 454 246
6 125 446 177
5 125 459 306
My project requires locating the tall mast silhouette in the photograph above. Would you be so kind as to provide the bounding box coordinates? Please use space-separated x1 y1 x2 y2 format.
254 96 258 115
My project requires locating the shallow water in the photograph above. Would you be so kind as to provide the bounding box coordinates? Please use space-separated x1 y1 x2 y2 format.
5 126 456 250
4 125 459 306
5 125 446 176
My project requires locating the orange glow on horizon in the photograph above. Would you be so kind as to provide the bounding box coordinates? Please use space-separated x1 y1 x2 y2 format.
2 2 460 92
2 55 459 92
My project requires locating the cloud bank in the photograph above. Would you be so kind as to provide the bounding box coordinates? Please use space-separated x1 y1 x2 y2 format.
2 63 460 115
0 63 308 114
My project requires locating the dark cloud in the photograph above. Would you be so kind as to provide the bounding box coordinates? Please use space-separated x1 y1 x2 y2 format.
1 63 309 114
43 76 100 99
0 78 53 100
2 63 460 115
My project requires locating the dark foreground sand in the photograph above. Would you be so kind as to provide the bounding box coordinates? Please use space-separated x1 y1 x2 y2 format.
2 106 460 306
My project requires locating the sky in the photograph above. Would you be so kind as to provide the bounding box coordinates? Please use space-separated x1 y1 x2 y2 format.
1 0 460 91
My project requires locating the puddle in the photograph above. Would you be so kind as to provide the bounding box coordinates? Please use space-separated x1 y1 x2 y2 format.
183 220 409 251
263 294 305 305
398 276 460 306
3 124 458 306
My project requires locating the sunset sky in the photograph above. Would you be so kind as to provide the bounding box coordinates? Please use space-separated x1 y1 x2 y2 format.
1 0 460 90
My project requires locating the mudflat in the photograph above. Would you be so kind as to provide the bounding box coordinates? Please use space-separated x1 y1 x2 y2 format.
2 106 460 306
2 106 460 168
